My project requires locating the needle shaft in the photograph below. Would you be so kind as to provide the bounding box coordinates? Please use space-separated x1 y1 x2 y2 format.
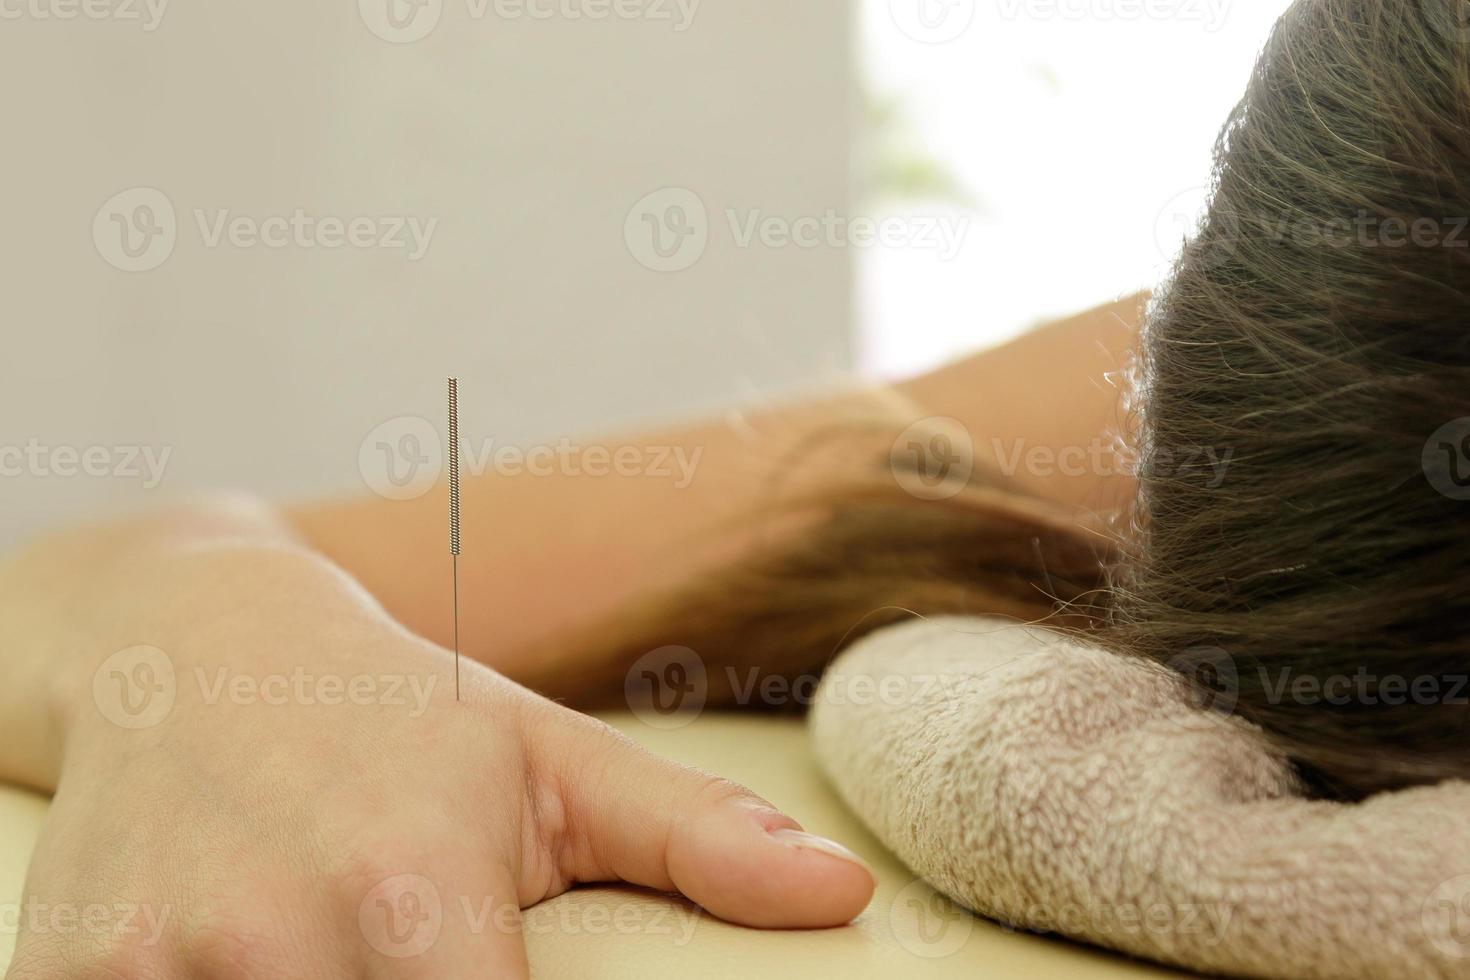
448 377 461 702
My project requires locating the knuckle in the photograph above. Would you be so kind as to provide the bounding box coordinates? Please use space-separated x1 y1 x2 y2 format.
689 774 760 812
6 894 171 980
182 890 308 980
10 932 167 980
331 832 445 916
187 926 282 980
93 920 171 980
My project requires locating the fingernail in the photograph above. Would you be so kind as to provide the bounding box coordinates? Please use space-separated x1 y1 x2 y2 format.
768 828 876 880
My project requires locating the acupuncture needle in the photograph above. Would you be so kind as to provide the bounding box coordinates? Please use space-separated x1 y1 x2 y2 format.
448 377 462 702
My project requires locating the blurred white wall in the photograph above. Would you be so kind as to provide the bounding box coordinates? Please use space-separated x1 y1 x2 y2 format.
0 0 854 545
860 0 1295 377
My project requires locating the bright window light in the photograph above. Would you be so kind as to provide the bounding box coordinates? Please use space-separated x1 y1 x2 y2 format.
859 0 1297 378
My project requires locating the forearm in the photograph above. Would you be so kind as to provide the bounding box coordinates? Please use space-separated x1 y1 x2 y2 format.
897 292 1143 512
289 387 913 679
0 496 413 792
290 295 1144 677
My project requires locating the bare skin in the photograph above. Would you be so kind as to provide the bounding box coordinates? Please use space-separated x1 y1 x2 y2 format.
292 293 1144 684
0 294 1141 978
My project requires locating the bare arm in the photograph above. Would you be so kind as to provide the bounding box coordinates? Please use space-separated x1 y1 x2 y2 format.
0 499 873 978
290 293 1145 679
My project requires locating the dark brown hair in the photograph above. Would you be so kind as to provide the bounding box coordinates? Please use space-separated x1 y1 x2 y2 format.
1112 0 1470 797
538 0 1470 801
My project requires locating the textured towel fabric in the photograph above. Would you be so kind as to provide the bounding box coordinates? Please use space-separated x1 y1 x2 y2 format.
809 616 1470 979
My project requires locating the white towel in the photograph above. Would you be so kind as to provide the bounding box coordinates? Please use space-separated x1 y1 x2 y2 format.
809 616 1470 979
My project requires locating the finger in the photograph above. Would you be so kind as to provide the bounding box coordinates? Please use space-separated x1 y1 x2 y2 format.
538 713 876 929
359 866 529 980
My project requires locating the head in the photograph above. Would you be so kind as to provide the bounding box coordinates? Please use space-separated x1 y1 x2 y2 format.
546 0 1470 800
1112 0 1470 797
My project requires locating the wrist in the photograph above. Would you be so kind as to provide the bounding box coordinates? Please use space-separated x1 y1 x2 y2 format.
52 536 416 752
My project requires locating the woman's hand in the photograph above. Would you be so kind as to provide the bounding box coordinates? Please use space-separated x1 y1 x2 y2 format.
0 505 875 979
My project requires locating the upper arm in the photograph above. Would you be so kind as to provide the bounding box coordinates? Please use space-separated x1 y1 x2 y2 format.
897 292 1145 513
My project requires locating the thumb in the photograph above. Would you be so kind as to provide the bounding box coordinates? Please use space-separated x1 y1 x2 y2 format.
538 712 876 928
